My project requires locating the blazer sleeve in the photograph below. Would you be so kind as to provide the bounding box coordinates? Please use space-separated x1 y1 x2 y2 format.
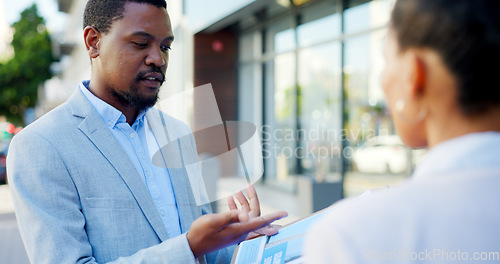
7 131 196 264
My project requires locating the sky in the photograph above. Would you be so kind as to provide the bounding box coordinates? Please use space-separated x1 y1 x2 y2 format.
2 0 66 33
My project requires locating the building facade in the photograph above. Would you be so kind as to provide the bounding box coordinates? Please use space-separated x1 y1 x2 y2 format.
192 0 421 200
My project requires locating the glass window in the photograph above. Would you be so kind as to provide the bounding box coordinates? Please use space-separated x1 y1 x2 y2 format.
239 32 259 63
343 29 413 197
344 0 393 34
298 14 341 47
262 51 298 188
235 0 407 196
275 29 296 54
267 16 296 54
239 62 261 122
262 17 298 187
298 42 342 181
298 1 341 47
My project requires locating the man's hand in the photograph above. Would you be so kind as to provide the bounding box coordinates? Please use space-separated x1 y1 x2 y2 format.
186 209 287 258
228 185 284 239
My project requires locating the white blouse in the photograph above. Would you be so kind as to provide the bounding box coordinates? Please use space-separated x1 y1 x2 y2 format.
304 132 500 263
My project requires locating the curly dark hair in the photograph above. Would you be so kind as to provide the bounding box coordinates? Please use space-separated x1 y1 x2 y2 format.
83 0 167 34
391 0 500 116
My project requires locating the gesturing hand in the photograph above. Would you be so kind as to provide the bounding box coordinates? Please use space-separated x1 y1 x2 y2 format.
228 185 285 239
186 208 287 258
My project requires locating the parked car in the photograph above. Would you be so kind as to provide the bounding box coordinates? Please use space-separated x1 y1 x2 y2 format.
352 135 426 174
0 140 9 185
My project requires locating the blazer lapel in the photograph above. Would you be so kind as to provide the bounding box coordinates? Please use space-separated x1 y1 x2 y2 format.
67 89 170 241
146 109 198 233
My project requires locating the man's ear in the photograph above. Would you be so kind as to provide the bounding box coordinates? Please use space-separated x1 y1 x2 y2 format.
83 26 101 59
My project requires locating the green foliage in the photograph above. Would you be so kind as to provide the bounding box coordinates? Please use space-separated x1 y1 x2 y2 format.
0 4 55 125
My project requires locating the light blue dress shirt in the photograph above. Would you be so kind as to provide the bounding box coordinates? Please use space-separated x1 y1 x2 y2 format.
79 80 182 238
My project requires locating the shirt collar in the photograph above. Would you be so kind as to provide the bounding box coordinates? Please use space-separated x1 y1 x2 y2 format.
79 80 148 128
413 131 500 179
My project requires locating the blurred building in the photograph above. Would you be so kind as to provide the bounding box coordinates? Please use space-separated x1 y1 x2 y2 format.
0 1 14 63
48 0 418 214
189 0 418 204
36 0 90 116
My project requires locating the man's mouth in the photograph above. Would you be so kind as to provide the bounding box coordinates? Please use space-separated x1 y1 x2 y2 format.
139 72 165 89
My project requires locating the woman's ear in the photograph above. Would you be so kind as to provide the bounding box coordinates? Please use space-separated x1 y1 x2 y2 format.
404 50 427 99
83 26 101 59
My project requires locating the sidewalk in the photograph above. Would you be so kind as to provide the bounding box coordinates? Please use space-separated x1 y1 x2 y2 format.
0 185 29 264
0 184 15 214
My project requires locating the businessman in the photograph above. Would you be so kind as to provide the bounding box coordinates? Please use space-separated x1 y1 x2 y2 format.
7 0 286 263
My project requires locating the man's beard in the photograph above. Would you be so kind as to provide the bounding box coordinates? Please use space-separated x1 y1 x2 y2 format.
112 83 159 111
112 68 165 111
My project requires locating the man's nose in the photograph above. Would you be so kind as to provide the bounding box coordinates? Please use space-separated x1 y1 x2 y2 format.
145 47 166 68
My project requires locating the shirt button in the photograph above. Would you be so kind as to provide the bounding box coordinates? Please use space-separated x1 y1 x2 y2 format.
160 210 166 216
130 133 136 138
108 121 113 126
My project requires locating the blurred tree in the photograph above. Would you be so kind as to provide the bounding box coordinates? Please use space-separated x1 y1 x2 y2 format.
0 4 55 125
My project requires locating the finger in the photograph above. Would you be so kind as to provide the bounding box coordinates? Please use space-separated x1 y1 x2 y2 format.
217 211 287 243
245 231 263 240
209 210 243 230
238 211 249 223
255 225 280 236
227 196 238 211
235 190 250 213
246 184 260 217
258 211 288 224
249 224 281 236
268 224 281 230
238 211 288 234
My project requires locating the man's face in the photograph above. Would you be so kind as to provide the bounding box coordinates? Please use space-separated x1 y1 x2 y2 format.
94 2 173 110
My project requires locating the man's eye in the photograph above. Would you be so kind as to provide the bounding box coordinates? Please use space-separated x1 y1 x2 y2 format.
134 42 147 48
161 45 171 52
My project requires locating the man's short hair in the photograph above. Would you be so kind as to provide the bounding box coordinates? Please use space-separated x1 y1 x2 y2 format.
391 0 500 115
83 0 167 34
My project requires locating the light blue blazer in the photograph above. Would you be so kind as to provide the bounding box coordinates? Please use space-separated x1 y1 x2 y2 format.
7 89 233 263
